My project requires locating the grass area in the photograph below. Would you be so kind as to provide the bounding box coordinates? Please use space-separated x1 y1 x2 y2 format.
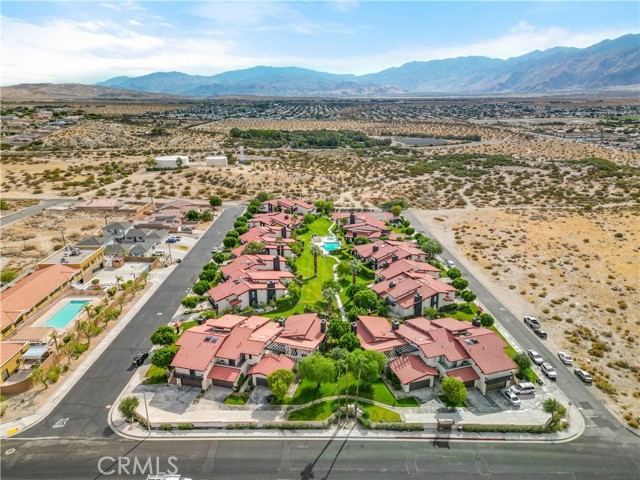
266 217 337 318
450 303 477 321
224 395 248 405
275 377 419 407
288 400 337 421
177 320 199 338
145 364 168 384
358 402 401 422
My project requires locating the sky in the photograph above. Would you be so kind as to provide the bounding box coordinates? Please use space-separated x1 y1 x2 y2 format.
1 1 638 85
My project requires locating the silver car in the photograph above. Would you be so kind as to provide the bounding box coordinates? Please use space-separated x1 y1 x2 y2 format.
558 351 573 365
528 349 544 365
501 388 521 407
541 362 557 380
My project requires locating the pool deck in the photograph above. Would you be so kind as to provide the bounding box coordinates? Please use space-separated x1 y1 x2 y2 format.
30 296 100 332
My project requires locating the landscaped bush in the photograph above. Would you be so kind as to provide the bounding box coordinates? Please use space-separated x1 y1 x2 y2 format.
181 296 201 309
178 423 194 430
371 423 423 431
226 423 257 429
262 423 327 430
160 424 173 431
462 424 549 434
360 266 376 280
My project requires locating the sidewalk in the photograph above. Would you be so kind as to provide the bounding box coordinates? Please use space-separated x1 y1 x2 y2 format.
1 265 176 438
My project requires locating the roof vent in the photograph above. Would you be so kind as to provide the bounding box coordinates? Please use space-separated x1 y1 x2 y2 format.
205 336 212 341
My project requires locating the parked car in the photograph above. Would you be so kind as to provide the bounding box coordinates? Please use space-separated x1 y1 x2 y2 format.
524 316 541 329
558 351 573 365
446 259 455 267
211 247 220 253
153 250 167 256
509 382 536 396
132 352 148 368
575 368 593 384
541 363 557 380
176 258 182 264
528 349 544 365
501 388 521 407
472 316 481 327
181 226 193 232
534 328 547 339
167 238 178 243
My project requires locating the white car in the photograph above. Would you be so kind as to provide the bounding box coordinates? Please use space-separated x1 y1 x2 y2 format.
528 349 544 365
446 259 455 267
501 388 521 407
558 351 573 365
541 362 557 380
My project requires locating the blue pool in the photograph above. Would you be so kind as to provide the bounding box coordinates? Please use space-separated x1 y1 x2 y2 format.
44 300 90 329
322 241 341 252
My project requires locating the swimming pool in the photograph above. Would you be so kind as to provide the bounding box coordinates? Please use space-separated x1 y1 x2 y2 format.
44 300 90 329
322 241 342 252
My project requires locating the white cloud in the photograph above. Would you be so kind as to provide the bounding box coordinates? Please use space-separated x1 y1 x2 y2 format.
128 19 142 27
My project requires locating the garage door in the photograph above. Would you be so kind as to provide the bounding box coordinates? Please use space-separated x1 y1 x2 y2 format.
211 379 234 388
485 381 506 391
181 379 202 388
255 376 268 387
409 378 431 391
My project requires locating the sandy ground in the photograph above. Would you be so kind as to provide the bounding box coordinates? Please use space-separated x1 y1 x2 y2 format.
1 209 130 272
412 207 640 428
0 199 39 217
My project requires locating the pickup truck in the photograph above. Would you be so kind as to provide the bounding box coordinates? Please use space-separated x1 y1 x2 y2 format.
524 316 541 329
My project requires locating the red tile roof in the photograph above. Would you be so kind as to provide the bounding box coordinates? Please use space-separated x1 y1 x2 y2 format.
275 314 325 351
207 365 242 383
388 355 438 384
0 341 29 367
455 331 516 375
0 265 80 329
248 354 296 377
431 317 471 332
206 315 247 330
448 365 480 383
356 316 407 352
171 330 226 371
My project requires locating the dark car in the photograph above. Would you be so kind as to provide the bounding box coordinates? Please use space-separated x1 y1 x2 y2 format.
574 368 593 384
133 353 149 367
534 328 547 339
472 316 481 327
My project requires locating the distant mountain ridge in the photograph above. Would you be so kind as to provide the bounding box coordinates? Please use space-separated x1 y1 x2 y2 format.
93 34 639 96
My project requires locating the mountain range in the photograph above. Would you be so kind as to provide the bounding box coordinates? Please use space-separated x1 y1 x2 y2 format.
4 34 638 99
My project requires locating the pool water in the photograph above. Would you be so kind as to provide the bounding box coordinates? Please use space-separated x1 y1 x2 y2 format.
44 300 90 329
322 241 341 252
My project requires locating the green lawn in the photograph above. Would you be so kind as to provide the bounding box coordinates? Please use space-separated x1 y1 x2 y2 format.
145 364 168 384
288 400 338 421
178 320 198 337
358 402 401 422
224 395 248 405
450 303 477 321
266 217 337 318
274 377 418 407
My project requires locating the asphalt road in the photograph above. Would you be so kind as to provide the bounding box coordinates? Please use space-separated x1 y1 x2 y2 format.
402 211 633 441
2 435 639 479
0 199 71 228
15 205 244 439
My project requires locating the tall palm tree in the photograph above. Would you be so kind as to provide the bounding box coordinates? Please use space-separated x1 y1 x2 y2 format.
322 285 338 315
310 245 323 278
49 331 60 354
140 271 149 286
275 236 283 256
115 275 123 290
349 259 362 286
82 304 94 321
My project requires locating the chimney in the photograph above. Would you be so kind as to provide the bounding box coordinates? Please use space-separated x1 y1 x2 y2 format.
349 212 355 225
392 320 399 331
273 256 280 271
351 322 357 334
281 226 287 239
389 281 396 288
414 293 423 317
391 254 398 262
320 319 327 334
278 317 285 327
373 245 379 252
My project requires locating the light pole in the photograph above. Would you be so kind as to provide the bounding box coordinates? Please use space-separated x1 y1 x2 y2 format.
167 241 173 264
142 391 151 435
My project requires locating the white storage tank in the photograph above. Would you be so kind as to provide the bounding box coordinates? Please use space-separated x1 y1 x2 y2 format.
155 155 189 169
205 156 228 167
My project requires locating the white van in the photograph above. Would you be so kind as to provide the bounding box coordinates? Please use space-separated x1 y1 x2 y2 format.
509 382 536 396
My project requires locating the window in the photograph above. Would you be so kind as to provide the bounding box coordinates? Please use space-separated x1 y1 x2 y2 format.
2 369 9 381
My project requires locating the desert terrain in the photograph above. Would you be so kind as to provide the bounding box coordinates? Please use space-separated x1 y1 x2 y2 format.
1 97 638 426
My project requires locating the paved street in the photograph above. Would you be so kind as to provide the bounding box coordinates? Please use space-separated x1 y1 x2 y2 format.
0 199 71 228
14 205 244 439
2 435 639 479
403 210 632 441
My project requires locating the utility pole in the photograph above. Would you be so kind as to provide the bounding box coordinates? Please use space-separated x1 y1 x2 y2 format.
142 392 151 435
60 228 66 246
168 241 173 264
104 213 108 227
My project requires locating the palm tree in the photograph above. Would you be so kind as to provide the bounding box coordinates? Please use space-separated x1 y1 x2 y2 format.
49 331 60 354
322 285 338 315
331 348 349 420
310 245 323 278
275 235 283 256
349 259 362 286
82 304 94 321
140 271 149 286
115 275 123 290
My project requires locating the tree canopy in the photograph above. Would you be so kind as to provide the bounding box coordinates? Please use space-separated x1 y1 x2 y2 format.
353 289 379 311
298 354 336 388
150 326 178 346
151 347 176 370
209 195 222 207
441 377 468 406
267 369 295 399
338 332 361 351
